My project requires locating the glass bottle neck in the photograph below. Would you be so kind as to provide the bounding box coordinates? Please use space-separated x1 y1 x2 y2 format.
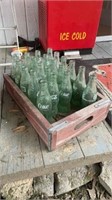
77 66 85 82
40 82 49 94
88 75 97 90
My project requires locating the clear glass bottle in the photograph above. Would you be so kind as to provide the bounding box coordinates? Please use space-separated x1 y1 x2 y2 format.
58 70 72 116
48 73 59 118
57 63 66 89
27 70 39 105
82 74 97 107
72 66 86 110
69 60 76 85
20 67 31 95
36 79 52 122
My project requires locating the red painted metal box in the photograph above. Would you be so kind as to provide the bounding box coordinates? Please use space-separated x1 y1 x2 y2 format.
38 0 103 51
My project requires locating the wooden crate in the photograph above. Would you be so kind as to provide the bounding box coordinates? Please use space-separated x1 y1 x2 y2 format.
95 63 112 127
4 74 111 151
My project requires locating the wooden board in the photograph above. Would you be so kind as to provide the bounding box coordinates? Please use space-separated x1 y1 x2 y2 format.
97 42 112 57
24 0 38 40
13 0 28 40
40 122 112 172
0 49 6 128
0 88 44 184
92 44 111 58
0 0 16 45
0 3 6 45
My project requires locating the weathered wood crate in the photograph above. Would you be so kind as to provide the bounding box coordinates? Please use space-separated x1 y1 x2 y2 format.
95 63 112 127
4 74 111 151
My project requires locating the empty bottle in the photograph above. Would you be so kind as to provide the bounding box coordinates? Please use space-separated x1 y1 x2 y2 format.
47 48 53 58
57 63 66 89
36 61 46 81
11 55 19 81
58 70 72 116
35 50 41 60
54 51 60 69
82 74 97 107
50 58 57 75
69 60 76 85
14 60 23 86
61 56 67 70
27 70 39 105
36 79 52 122
20 67 31 95
48 73 59 118
24 52 31 71
72 66 86 110
44 54 51 76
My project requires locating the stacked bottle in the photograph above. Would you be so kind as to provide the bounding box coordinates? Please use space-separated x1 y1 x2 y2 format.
10 48 97 122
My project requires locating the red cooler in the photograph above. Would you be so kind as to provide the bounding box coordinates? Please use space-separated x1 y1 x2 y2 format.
38 0 103 51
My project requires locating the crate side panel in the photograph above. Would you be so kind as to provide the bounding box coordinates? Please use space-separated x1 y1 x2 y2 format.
4 74 51 147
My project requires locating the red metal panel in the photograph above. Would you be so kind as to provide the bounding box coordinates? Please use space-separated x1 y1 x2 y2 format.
97 64 112 92
38 0 103 51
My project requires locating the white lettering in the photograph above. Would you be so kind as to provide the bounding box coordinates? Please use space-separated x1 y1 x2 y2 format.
38 103 49 110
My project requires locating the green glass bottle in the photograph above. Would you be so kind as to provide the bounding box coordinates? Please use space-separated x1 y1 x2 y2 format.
61 56 67 70
69 60 76 85
28 57 36 72
50 58 57 76
14 60 23 87
58 70 72 116
24 52 31 70
48 73 59 118
54 51 60 69
11 55 19 81
27 70 39 105
82 74 97 107
47 48 53 58
35 50 41 60
42 54 50 75
36 79 52 122
36 61 46 81
72 66 86 110
57 63 66 89
20 67 31 95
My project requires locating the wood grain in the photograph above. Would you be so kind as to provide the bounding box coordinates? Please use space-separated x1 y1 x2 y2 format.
0 0 16 45
97 42 112 57
92 44 111 58
13 0 28 40
0 88 44 184
0 2 6 45
25 0 38 40
0 49 6 128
